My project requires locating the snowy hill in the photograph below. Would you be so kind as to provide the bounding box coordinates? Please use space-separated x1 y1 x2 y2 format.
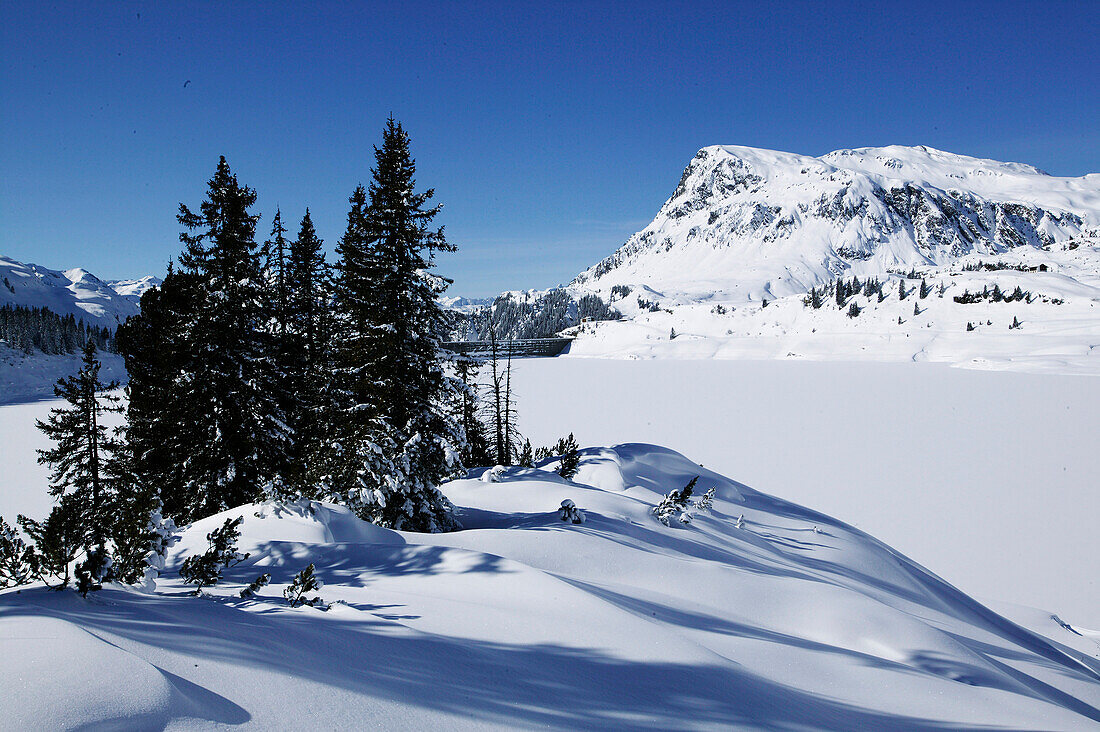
573 144 1099 303
2 444 1098 729
107 275 162 306
0 255 150 329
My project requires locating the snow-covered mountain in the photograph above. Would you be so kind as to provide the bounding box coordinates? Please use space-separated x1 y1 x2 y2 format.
573 145 1099 303
0 255 156 328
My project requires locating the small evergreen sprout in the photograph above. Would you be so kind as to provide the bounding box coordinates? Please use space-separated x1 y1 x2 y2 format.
240 572 272 599
284 563 323 607
179 516 250 593
0 517 34 588
555 433 580 480
695 487 717 514
669 327 677 340
967 321 975 331
913 302 921 316
558 499 586 525
518 439 534 468
761 297 769 308
1010 316 1022 330
897 315 904 325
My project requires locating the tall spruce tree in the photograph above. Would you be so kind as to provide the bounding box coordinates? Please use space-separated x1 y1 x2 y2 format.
286 208 333 491
329 119 463 531
172 156 292 518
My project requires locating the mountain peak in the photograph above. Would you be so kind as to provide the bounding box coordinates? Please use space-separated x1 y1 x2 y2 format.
572 145 1098 303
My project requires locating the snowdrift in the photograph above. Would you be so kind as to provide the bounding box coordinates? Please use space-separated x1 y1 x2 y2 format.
2 445 1098 730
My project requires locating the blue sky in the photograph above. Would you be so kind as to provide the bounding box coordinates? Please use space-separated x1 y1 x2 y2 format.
2 1 1097 296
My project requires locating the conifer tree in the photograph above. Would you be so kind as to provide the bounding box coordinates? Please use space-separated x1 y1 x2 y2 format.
455 356 492 467
555 433 580 480
18 495 83 590
329 120 463 532
117 266 206 520
35 341 123 592
174 157 293 517
283 208 333 492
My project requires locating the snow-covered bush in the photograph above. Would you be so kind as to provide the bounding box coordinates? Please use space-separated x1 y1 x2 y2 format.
284 563 323 607
0 517 34 588
558 499 586 525
482 465 506 483
653 477 697 526
179 516 249 593
18 496 83 590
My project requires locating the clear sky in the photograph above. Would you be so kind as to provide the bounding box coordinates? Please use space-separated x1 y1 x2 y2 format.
2 1 1097 296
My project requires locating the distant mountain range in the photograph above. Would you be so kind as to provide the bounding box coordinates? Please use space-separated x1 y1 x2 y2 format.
571 144 1099 304
0 255 161 329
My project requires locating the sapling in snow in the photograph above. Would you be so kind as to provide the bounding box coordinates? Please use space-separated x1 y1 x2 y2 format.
653 476 697 526
240 572 271 599
554 433 580 480
558 499 586 524
179 516 250 592
0 517 34 588
284 563 323 607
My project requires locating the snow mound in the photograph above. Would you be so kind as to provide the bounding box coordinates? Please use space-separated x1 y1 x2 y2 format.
3 444 1098 729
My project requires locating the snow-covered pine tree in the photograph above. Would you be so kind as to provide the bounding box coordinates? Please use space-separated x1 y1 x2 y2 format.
179 516 250 592
240 572 271 599
282 208 334 494
555 433 580 480
265 208 291 338
284 563 323 607
35 341 124 593
329 120 463 532
106 435 175 585
175 157 293 517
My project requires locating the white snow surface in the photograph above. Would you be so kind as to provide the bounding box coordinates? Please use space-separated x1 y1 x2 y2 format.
562 233 1100 374
2 438 1099 729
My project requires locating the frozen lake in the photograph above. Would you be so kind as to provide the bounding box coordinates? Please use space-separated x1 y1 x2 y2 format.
511 357 1100 627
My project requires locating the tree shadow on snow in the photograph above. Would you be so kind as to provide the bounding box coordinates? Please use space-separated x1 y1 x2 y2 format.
0 587 1046 731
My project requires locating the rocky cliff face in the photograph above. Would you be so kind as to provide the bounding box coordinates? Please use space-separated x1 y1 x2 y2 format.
572 145 1099 304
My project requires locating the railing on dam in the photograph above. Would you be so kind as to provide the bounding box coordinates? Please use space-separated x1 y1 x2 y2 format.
441 337 573 359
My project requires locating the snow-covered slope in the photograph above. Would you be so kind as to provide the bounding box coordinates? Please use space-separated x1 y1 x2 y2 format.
0 255 147 328
2 445 1098 729
107 275 162 306
573 145 1099 304
553 146 1100 372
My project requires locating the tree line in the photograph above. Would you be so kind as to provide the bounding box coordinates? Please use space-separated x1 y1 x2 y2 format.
0 304 114 355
